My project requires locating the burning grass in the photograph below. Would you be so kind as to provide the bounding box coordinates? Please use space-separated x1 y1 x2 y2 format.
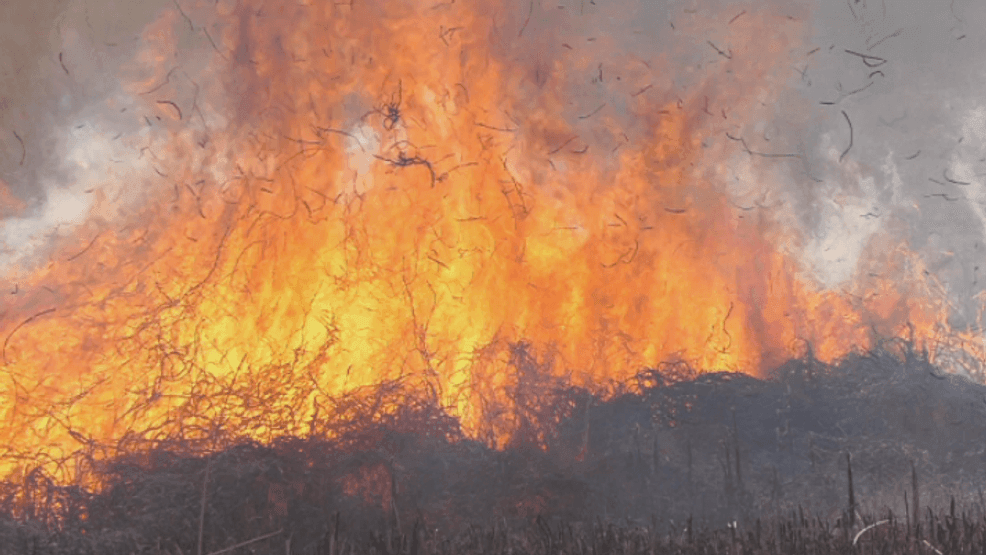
0 342 985 554
7 0 986 485
5 0 986 552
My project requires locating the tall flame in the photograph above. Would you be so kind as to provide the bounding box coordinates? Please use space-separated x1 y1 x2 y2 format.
0 0 979 481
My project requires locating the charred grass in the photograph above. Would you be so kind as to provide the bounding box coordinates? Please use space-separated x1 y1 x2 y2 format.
5 506 986 555
1 340 986 554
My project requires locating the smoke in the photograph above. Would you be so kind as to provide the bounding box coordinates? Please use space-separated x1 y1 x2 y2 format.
0 0 226 276
784 0 986 326
3 0 986 326
468 0 986 336
583 0 986 328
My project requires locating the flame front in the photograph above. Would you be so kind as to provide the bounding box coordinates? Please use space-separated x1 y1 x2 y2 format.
0 0 976 480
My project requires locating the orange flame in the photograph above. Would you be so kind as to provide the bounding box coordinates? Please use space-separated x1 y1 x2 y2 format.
0 0 980 482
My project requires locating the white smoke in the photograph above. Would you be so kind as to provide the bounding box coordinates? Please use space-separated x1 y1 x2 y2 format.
0 0 231 277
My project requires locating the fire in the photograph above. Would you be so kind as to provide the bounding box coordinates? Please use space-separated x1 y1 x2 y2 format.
0 0 980 482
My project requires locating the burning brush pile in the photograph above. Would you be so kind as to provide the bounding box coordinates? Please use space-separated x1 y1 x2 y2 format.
2 342 986 554
2 0 986 552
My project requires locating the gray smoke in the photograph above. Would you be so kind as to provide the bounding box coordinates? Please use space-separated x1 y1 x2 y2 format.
2 0 986 332
0 0 224 276
788 0 986 328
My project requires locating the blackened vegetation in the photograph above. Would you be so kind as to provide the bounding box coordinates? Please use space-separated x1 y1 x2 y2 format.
3 341 986 554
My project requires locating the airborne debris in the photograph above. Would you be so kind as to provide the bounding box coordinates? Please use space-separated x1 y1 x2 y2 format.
11 131 25 166
375 151 437 187
839 110 852 163
156 100 183 120
943 169 971 185
707 40 732 59
367 81 403 131
844 49 887 68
